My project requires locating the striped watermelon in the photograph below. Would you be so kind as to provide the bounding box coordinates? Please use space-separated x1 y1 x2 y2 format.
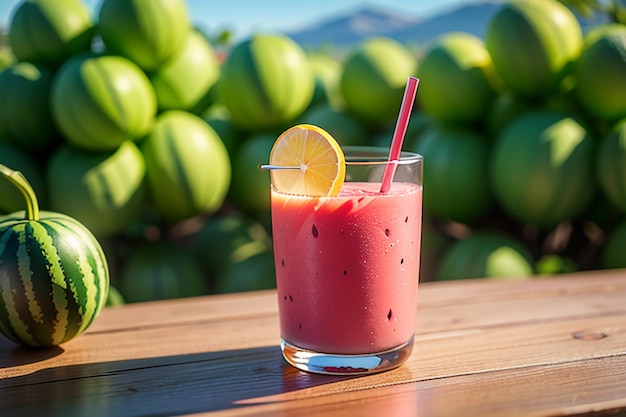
0 164 109 347
218 33 315 131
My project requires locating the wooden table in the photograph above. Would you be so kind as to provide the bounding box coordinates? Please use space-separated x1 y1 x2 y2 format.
1 269 626 416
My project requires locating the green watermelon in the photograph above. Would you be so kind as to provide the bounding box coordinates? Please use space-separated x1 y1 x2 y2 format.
437 233 535 280
0 164 109 347
228 132 276 214
192 212 272 281
340 37 417 127
0 46 15 70
596 118 626 213
535 254 577 275
307 52 344 109
215 248 276 294
218 33 315 131
201 105 245 156
490 110 596 229
46 141 148 237
299 104 369 147
486 94 536 140
417 32 498 126
105 285 125 307
118 240 207 303
410 125 494 224
140 110 231 222
8 0 94 68
149 29 220 113
485 0 583 98
0 62 58 150
97 0 190 72
50 53 157 151
575 24 626 124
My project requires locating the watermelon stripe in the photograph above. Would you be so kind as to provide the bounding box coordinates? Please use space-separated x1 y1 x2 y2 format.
0 229 30 344
27 224 67 345
71 216 109 298
62 218 109 300
0 215 109 347
16 224 48 345
62 234 95 336
48 222 100 334
0 287 20 344
2 224 40 342
10 226 44 345
39 222 83 344
15 227 45 326
25 221 67 346
47 218 108 334
166 122 196 210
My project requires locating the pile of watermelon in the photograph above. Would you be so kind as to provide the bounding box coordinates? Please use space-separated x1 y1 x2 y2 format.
0 0 625 304
0 0 236 304
412 0 626 280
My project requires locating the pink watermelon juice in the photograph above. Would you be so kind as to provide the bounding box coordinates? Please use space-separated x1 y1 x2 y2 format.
271 181 422 355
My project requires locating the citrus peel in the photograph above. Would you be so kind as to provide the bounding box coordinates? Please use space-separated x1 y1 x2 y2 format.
269 124 345 197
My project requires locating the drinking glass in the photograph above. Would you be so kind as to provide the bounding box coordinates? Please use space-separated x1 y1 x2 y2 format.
270 146 423 375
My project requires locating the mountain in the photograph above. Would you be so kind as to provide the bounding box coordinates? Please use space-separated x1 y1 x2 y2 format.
285 5 421 48
286 1 610 50
286 1 503 49
389 1 502 45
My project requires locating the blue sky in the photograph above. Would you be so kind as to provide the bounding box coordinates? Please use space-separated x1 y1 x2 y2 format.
1 0 470 39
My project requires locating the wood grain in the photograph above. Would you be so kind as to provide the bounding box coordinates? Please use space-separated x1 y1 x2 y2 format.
1 269 625 416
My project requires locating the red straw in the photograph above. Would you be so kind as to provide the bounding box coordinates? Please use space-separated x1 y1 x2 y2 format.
379 76 420 193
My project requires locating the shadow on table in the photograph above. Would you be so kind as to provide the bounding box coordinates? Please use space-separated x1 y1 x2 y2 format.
0 341 65 368
0 344 374 416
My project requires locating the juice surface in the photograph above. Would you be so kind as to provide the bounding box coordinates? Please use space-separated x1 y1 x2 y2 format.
271 182 422 354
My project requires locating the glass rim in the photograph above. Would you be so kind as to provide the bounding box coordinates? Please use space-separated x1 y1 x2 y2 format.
342 146 423 166
258 146 422 171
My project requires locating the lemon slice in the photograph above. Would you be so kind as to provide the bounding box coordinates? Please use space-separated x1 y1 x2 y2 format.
269 124 346 197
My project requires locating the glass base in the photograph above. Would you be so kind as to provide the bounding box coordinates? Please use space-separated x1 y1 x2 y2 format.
281 335 414 375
